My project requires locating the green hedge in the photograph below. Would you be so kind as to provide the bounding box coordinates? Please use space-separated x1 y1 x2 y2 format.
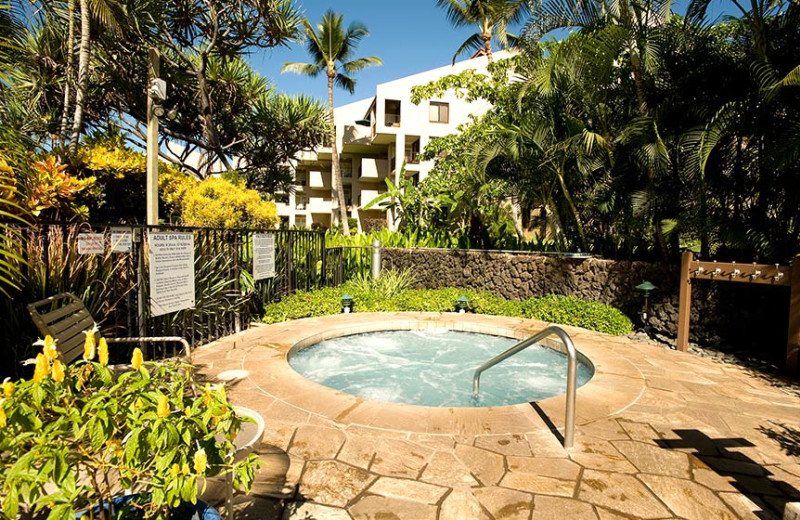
263 287 633 336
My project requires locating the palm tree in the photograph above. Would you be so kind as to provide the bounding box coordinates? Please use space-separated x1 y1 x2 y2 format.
282 10 381 235
436 0 529 64
68 0 121 155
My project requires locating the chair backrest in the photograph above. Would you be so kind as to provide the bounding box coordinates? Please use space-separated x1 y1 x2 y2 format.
27 293 96 364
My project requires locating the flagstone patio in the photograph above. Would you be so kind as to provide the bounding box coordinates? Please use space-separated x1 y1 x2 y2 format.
193 312 800 520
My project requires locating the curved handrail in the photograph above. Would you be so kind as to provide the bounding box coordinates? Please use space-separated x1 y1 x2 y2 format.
472 326 578 449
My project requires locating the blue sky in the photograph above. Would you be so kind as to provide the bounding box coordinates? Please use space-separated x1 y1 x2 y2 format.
247 0 742 105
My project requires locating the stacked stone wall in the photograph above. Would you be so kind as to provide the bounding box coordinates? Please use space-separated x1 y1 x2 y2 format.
382 248 790 351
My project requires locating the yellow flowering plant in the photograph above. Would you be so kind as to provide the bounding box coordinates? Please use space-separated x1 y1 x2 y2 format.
0 334 260 520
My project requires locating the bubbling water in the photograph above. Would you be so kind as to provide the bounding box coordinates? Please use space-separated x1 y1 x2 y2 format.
289 330 593 407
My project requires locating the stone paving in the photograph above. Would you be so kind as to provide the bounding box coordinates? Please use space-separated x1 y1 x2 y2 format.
193 313 800 520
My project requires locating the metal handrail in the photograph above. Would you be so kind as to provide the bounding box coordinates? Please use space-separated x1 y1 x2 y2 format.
472 326 578 449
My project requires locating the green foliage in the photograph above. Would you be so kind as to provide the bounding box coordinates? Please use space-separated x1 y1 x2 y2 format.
521 294 633 335
0 339 261 520
262 285 631 335
410 3 800 262
346 269 417 299
180 177 279 229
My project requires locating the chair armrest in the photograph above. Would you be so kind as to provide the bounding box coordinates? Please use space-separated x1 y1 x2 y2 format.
105 337 191 358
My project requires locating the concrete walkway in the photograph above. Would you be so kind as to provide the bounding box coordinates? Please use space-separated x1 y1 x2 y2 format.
193 313 800 520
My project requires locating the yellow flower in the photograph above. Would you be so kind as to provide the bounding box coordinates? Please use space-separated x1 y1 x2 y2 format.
131 348 143 370
2 379 14 398
182 463 190 476
33 354 50 383
170 464 181 477
0 401 6 428
83 331 96 362
51 360 65 383
157 394 170 418
98 338 109 366
42 335 58 361
202 384 212 406
193 448 207 474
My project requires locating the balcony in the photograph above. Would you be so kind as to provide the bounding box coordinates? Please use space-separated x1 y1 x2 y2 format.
343 124 372 146
307 197 333 214
308 170 331 190
359 158 389 180
360 189 384 208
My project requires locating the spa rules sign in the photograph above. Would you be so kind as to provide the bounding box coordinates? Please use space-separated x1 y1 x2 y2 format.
252 233 276 280
148 232 195 317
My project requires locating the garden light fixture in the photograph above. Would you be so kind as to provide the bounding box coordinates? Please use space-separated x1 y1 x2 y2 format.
341 294 354 314
635 281 656 322
456 295 470 314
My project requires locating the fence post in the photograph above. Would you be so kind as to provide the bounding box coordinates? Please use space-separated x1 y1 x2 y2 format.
285 233 293 296
676 251 693 352
787 255 800 373
233 231 241 333
136 228 147 338
372 240 382 279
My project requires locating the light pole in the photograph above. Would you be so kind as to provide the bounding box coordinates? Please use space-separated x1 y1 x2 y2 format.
146 48 164 226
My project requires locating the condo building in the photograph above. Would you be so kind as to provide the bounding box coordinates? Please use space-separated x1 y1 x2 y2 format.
277 52 506 231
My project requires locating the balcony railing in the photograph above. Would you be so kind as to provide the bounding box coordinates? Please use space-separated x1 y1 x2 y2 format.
385 114 401 127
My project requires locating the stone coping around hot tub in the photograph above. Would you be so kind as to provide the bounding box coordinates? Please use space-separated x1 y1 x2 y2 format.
234 312 646 437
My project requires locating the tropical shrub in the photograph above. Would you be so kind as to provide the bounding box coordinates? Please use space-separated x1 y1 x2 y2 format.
181 177 278 229
345 269 416 299
262 286 631 335
25 156 95 219
521 295 633 335
0 334 260 520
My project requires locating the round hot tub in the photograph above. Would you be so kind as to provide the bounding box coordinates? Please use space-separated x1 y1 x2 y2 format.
288 329 593 407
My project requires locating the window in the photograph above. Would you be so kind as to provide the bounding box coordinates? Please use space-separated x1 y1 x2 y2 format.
429 101 449 124
385 100 401 126
344 186 353 206
295 215 307 228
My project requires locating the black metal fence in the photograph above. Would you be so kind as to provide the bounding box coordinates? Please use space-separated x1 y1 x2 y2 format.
1 222 326 372
323 246 374 286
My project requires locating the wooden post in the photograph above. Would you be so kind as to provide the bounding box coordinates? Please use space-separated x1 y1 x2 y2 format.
676 251 693 352
787 255 800 373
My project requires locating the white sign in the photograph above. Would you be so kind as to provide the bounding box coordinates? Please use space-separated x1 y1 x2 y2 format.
252 233 276 280
110 228 133 253
148 232 195 317
77 233 104 255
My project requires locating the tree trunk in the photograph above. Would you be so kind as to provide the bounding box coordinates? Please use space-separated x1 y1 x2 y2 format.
68 0 90 155
328 73 349 235
483 32 493 64
58 0 76 156
195 56 232 176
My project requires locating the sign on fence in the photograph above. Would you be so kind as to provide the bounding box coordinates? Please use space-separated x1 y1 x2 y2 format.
252 233 276 280
148 232 195 317
77 233 104 255
110 228 133 253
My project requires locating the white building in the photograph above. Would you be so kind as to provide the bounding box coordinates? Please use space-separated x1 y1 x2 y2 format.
279 52 506 231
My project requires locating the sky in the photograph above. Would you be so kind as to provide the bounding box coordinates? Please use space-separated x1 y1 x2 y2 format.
247 0 743 106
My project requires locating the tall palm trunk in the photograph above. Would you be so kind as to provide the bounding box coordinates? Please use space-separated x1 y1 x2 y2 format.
58 0 76 156
482 29 493 63
328 72 349 235
68 0 90 155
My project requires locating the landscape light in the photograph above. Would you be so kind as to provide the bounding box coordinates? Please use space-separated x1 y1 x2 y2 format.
635 281 657 322
341 294 354 314
456 295 470 314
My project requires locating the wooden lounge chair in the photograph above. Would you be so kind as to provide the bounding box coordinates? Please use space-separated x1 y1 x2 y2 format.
27 292 190 363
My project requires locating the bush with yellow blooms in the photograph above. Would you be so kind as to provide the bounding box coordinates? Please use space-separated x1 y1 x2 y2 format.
0 332 260 520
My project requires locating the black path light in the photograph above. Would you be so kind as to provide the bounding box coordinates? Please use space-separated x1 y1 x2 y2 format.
456 295 471 314
635 281 657 323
